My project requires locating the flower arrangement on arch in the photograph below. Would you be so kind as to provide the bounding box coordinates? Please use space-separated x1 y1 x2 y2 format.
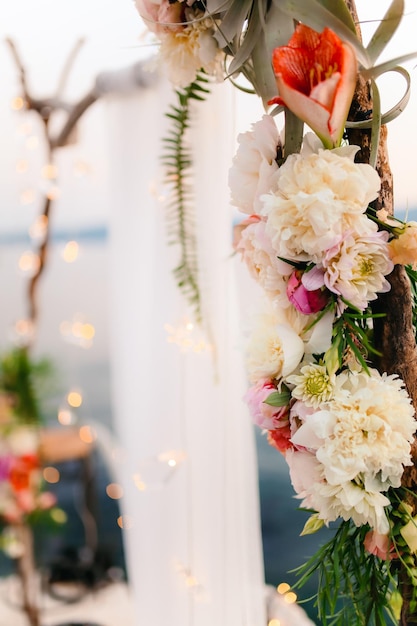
134 1 417 623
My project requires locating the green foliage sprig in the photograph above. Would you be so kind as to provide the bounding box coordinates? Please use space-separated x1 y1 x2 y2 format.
161 72 211 324
293 519 398 626
0 347 51 425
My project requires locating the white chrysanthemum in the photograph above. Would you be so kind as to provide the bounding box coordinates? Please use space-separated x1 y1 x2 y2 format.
262 146 381 263
286 449 391 533
229 115 281 214
246 312 305 383
288 369 415 532
237 219 292 306
322 228 393 310
313 480 391 534
159 19 224 87
287 363 335 408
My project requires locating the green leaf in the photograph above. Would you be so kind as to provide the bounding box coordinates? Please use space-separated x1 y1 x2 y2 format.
301 513 325 536
346 66 411 128
313 0 356 33
284 109 304 156
264 389 290 407
369 79 381 169
366 0 405 64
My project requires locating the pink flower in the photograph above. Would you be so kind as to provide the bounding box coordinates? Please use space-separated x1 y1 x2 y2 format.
267 423 293 454
286 269 329 314
364 530 395 560
244 380 289 430
135 0 184 35
38 491 57 510
269 24 357 148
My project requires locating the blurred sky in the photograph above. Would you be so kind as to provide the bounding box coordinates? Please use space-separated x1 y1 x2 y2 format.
0 0 416 234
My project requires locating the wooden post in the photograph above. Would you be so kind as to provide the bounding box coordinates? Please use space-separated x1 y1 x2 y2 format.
345 1 417 623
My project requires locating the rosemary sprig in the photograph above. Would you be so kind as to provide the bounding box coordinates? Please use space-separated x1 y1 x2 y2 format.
161 72 211 324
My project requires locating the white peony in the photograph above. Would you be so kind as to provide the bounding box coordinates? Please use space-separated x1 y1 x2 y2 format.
322 228 393 310
229 115 281 214
236 218 293 306
288 368 415 532
262 145 381 263
159 19 224 87
246 310 305 383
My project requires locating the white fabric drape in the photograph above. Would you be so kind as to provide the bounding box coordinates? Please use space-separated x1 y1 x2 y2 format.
106 77 266 626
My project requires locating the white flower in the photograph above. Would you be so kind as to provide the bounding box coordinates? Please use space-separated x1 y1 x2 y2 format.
159 19 224 87
313 480 391 534
236 218 292 306
229 115 281 214
322 228 393 310
262 146 381 263
288 368 415 532
246 311 305 383
287 363 335 408
8 426 39 456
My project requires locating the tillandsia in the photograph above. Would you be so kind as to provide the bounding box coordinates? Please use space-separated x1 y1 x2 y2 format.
133 0 417 623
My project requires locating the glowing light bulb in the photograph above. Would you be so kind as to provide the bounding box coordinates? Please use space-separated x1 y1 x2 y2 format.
51 509 67 524
43 467 60 484
67 391 82 408
268 620 281 626
106 483 124 499
79 425 96 444
41 163 58 179
57 408 74 426
46 185 60 200
62 241 79 263
16 160 28 174
73 160 92 177
25 136 39 150
18 251 40 275
11 96 25 111
133 474 146 491
18 122 32 136
29 215 48 240
13 318 34 340
283 592 297 604
117 515 134 530
20 189 35 205
277 582 291 595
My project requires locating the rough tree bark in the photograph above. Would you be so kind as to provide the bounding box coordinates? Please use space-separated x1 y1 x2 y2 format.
345 1 417 624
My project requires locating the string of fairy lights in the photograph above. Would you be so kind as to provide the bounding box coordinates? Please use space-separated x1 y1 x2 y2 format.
7 57 303 626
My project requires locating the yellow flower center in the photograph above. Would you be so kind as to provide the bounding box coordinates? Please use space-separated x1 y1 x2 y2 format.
359 258 374 276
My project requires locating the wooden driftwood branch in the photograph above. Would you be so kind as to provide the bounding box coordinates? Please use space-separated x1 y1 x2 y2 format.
345 1 417 623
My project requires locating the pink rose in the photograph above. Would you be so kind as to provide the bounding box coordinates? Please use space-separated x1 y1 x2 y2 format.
364 530 395 560
135 0 184 35
286 269 329 314
244 381 289 430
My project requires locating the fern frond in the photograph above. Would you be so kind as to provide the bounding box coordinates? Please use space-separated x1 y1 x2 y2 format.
161 72 211 324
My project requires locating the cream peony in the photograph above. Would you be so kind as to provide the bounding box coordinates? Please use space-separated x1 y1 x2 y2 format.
288 368 415 532
322 228 393 310
236 218 293 306
262 145 381 263
229 115 281 214
246 311 305 383
159 18 224 87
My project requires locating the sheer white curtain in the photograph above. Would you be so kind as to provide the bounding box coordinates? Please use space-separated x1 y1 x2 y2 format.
106 76 266 626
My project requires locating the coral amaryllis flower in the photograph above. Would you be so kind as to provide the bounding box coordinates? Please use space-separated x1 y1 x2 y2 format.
270 24 357 148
